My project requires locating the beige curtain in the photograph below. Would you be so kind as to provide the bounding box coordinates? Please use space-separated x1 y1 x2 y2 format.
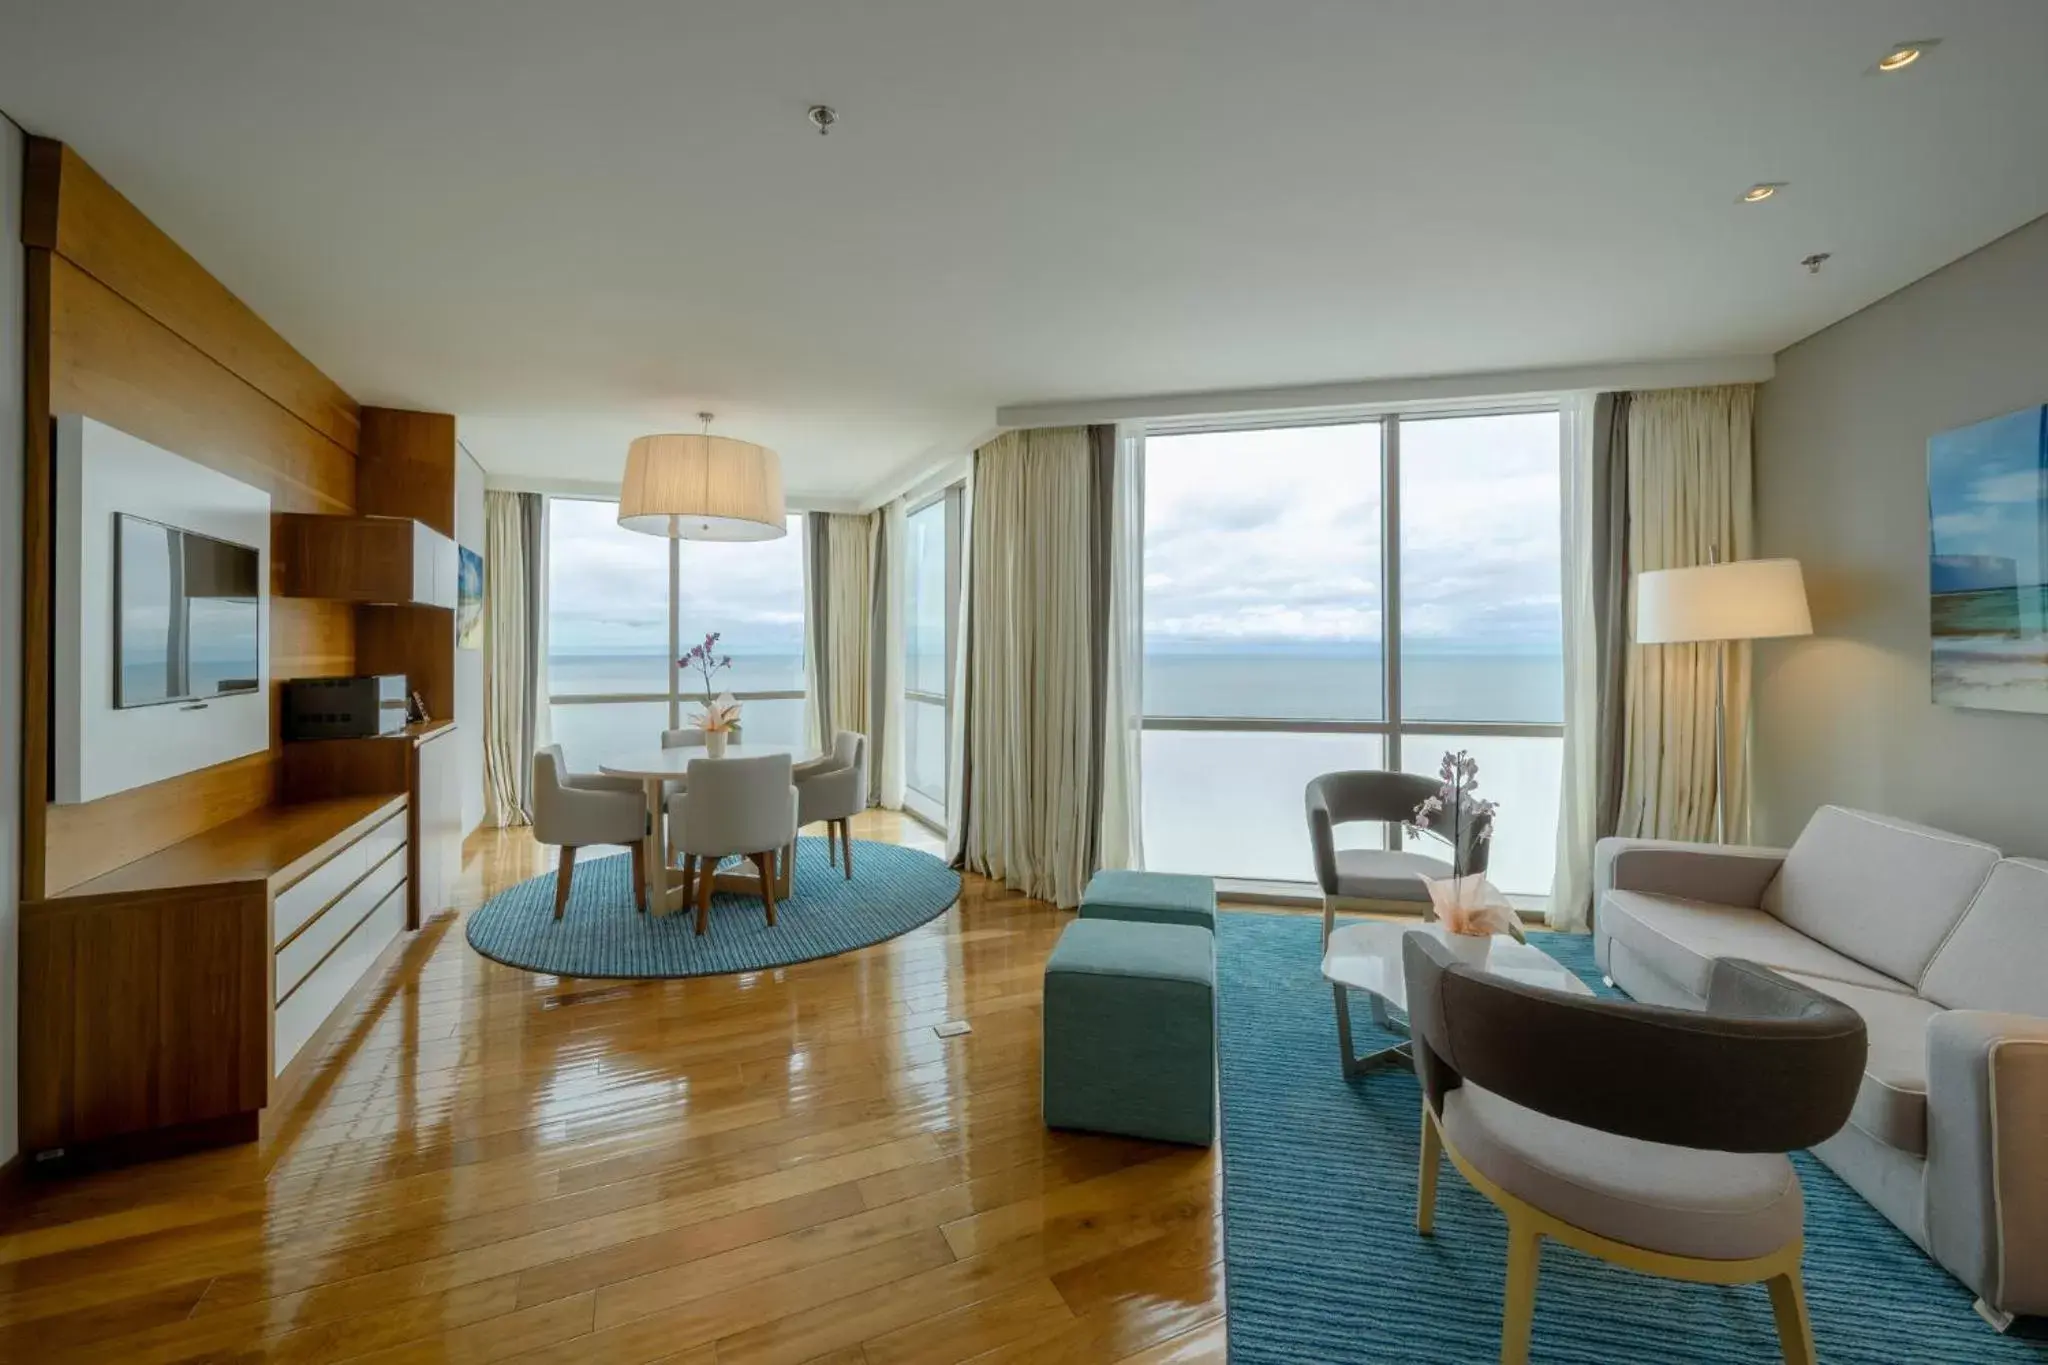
959 427 1096 908
1617 385 1757 843
804 511 878 745
482 491 544 827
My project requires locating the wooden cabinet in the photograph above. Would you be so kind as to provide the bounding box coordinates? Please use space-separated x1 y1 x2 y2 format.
20 795 407 1163
280 720 461 929
275 513 457 607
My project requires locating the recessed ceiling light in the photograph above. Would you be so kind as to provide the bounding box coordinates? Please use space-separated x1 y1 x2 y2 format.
1740 183 1786 204
1877 39 1940 72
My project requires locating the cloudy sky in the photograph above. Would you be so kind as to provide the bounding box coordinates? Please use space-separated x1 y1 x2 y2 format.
546 410 1563 668
1929 404 2047 591
1143 413 1562 653
547 498 805 658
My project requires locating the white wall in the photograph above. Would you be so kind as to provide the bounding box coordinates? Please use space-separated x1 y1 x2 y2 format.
52 418 272 804
455 444 486 835
2 112 27 1167
1754 213 2048 854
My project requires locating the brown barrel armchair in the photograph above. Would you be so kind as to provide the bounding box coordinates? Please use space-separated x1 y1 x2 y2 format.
1402 934 1867 1365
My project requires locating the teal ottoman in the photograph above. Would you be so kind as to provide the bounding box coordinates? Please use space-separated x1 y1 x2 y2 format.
1042 919 1216 1146
1079 869 1217 932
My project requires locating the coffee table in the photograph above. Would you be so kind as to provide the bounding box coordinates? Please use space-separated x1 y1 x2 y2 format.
1319 921 1593 1076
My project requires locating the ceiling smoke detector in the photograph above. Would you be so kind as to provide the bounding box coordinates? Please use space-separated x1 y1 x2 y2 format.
1802 253 1832 275
807 104 838 135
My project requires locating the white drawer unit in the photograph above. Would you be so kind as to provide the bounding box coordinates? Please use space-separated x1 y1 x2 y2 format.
274 878 407 1075
273 809 406 947
276 847 406 1002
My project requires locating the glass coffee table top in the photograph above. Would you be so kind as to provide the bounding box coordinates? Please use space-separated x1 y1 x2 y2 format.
1318 920 1591 1075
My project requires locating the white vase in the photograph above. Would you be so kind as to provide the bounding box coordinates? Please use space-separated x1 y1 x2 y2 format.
705 729 729 759
1442 930 1494 967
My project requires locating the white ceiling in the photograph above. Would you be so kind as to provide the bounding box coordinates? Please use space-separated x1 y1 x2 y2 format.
5 1 2047 503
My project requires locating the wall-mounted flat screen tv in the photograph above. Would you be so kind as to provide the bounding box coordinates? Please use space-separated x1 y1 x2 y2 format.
114 513 261 708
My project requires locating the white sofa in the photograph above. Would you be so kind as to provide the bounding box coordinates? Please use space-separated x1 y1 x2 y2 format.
1594 806 2048 1329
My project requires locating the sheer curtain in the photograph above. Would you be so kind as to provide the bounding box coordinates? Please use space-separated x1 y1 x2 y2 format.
1618 385 1757 842
483 491 545 827
1547 395 1599 928
1096 424 1145 871
942 474 976 865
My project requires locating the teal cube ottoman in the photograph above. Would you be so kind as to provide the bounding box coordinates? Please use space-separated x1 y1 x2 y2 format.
1042 919 1216 1146
1079 869 1217 932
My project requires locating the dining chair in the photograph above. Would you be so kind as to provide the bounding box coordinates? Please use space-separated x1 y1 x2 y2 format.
531 745 649 917
1305 770 1493 946
1401 933 1866 1365
667 752 798 936
795 730 868 879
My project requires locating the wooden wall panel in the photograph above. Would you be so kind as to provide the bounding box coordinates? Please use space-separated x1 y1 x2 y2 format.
24 140 359 452
46 259 355 513
42 757 278 898
23 139 366 899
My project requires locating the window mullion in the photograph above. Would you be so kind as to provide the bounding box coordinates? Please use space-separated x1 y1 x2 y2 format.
1383 414 1403 849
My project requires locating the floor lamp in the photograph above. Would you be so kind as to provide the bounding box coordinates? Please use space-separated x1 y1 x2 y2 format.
1634 557 1811 842
616 414 788 728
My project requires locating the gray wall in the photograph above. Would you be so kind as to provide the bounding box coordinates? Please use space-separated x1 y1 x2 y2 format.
1754 212 2048 854
1 112 26 1167
455 445 486 836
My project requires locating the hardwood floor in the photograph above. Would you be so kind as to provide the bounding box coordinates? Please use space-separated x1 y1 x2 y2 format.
0 811 1225 1363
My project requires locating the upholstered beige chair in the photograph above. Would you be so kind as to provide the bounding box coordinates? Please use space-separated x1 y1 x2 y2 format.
796 731 868 879
1402 934 1867 1365
667 752 798 937
1305 771 1493 945
531 745 649 918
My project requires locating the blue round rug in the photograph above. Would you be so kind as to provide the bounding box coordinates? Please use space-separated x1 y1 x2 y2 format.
465 836 961 979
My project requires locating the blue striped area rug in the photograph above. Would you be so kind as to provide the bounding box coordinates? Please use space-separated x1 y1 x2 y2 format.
465 836 960 978
1217 911 2048 1364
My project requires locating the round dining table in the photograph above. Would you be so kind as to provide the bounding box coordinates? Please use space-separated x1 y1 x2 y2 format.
599 743 810 915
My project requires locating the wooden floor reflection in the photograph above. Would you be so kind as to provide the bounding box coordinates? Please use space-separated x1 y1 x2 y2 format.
0 811 1225 1363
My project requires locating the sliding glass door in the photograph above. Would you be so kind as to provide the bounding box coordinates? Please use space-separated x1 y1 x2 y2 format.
903 486 961 826
545 497 807 770
1139 411 1564 893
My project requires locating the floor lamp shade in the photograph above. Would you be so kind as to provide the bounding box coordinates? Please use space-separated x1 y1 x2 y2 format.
1636 558 1813 644
618 434 787 540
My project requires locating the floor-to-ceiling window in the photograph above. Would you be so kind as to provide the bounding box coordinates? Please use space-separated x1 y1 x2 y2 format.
1140 411 1563 894
903 485 961 827
546 497 807 770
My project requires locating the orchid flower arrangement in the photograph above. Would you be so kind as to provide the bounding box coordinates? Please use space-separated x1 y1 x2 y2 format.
679 632 742 733
1406 750 1519 940
691 692 743 734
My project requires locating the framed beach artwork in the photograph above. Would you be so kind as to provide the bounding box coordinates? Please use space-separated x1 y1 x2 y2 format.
1928 403 2048 713
456 546 485 650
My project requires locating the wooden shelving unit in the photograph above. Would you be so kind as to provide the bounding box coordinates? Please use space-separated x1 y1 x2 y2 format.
276 406 467 931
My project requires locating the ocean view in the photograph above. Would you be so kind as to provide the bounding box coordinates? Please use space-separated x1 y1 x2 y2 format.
549 648 1562 722
546 646 1562 894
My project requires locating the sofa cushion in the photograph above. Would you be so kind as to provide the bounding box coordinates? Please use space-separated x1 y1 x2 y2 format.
1782 973 1939 1156
1439 1084 1804 1261
1761 806 1998 987
1919 858 2048 1015
1600 889 1911 1003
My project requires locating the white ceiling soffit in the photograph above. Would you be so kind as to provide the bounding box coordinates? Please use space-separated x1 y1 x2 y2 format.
2 1 2044 503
